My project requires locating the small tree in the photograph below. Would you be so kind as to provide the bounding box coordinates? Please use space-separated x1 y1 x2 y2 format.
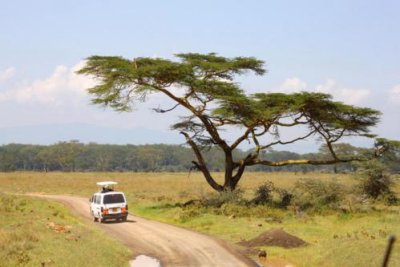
78 53 391 192
358 160 393 199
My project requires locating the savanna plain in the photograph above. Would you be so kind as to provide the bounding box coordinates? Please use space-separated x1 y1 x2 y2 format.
0 172 399 267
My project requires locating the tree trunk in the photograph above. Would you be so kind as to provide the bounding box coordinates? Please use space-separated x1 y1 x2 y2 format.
195 162 224 192
223 151 235 190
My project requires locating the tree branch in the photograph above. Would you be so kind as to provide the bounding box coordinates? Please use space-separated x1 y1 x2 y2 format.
231 126 254 149
247 157 369 167
152 103 180 113
180 131 223 191
154 84 230 153
260 130 317 150
251 130 262 156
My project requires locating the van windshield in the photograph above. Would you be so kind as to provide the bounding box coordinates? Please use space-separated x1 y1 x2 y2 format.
103 194 125 204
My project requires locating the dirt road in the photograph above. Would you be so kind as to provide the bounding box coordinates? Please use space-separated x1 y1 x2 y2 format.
31 194 258 267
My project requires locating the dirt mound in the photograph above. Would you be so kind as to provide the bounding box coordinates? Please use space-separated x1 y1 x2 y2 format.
238 228 308 248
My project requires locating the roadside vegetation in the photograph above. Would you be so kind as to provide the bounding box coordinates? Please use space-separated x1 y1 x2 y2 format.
0 171 399 266
0 193 131 267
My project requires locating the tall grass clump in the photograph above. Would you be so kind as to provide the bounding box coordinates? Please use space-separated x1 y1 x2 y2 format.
203 188 245 207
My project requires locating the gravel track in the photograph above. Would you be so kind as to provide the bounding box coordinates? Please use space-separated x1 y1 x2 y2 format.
30 194 258 267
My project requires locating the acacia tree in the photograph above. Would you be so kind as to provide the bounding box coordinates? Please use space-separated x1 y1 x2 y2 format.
78 53 391 192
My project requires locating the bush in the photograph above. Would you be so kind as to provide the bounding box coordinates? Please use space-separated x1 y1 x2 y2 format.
384 192 398 205
292 178 345 210
252 181 274 205
250 181 293 208
357 160 393 199
276 189 293 208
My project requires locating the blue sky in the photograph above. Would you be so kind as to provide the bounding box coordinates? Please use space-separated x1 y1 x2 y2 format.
0 0 399 151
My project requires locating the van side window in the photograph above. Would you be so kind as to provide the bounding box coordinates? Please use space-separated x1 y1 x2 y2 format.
96 195 101 204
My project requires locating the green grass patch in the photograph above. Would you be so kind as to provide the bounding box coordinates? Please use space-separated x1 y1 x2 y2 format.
0 193 131 267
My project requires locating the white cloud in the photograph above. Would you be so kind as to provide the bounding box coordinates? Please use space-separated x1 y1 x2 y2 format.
0 67 16 83
333 88 370 104
315 79 336 93
0 61 179 130
279 77 307 93
0 62 96 106
275 78 370 105
315 79 370 104
389 84 400 103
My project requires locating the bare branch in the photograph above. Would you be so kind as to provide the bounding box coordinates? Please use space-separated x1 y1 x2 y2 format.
152 103 180 113
330 128 346 143
254 125 270 136
275 114 309 127
251 130 262 156
231 126 254 149
260 130 317 150
247 157 369 167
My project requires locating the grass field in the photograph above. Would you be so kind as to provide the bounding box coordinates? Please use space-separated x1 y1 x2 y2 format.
0 193 131 267
0 171 399 267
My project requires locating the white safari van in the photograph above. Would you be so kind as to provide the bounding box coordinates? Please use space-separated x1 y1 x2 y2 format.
89 181 128 223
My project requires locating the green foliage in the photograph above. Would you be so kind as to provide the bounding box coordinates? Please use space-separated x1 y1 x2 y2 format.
292 178 346 210
357 160 395 199
250 181 293 208
276 188 294 208
77 53 265 112
375 138 400 172
77 53 382 150
216 91 380 133
1 142 384 173
252 181 274 205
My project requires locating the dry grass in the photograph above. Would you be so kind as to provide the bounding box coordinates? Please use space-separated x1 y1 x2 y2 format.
0 193 131 267
0 171 399 267
0 171 357 202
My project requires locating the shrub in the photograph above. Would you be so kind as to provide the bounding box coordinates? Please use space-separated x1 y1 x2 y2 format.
357 160 394 199
276 189 293 208
252 181 274 205
384 192 398 205
292 178 345 210
250 181 293 208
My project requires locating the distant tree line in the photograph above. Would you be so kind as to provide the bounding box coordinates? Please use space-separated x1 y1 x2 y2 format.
0 141 398 173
